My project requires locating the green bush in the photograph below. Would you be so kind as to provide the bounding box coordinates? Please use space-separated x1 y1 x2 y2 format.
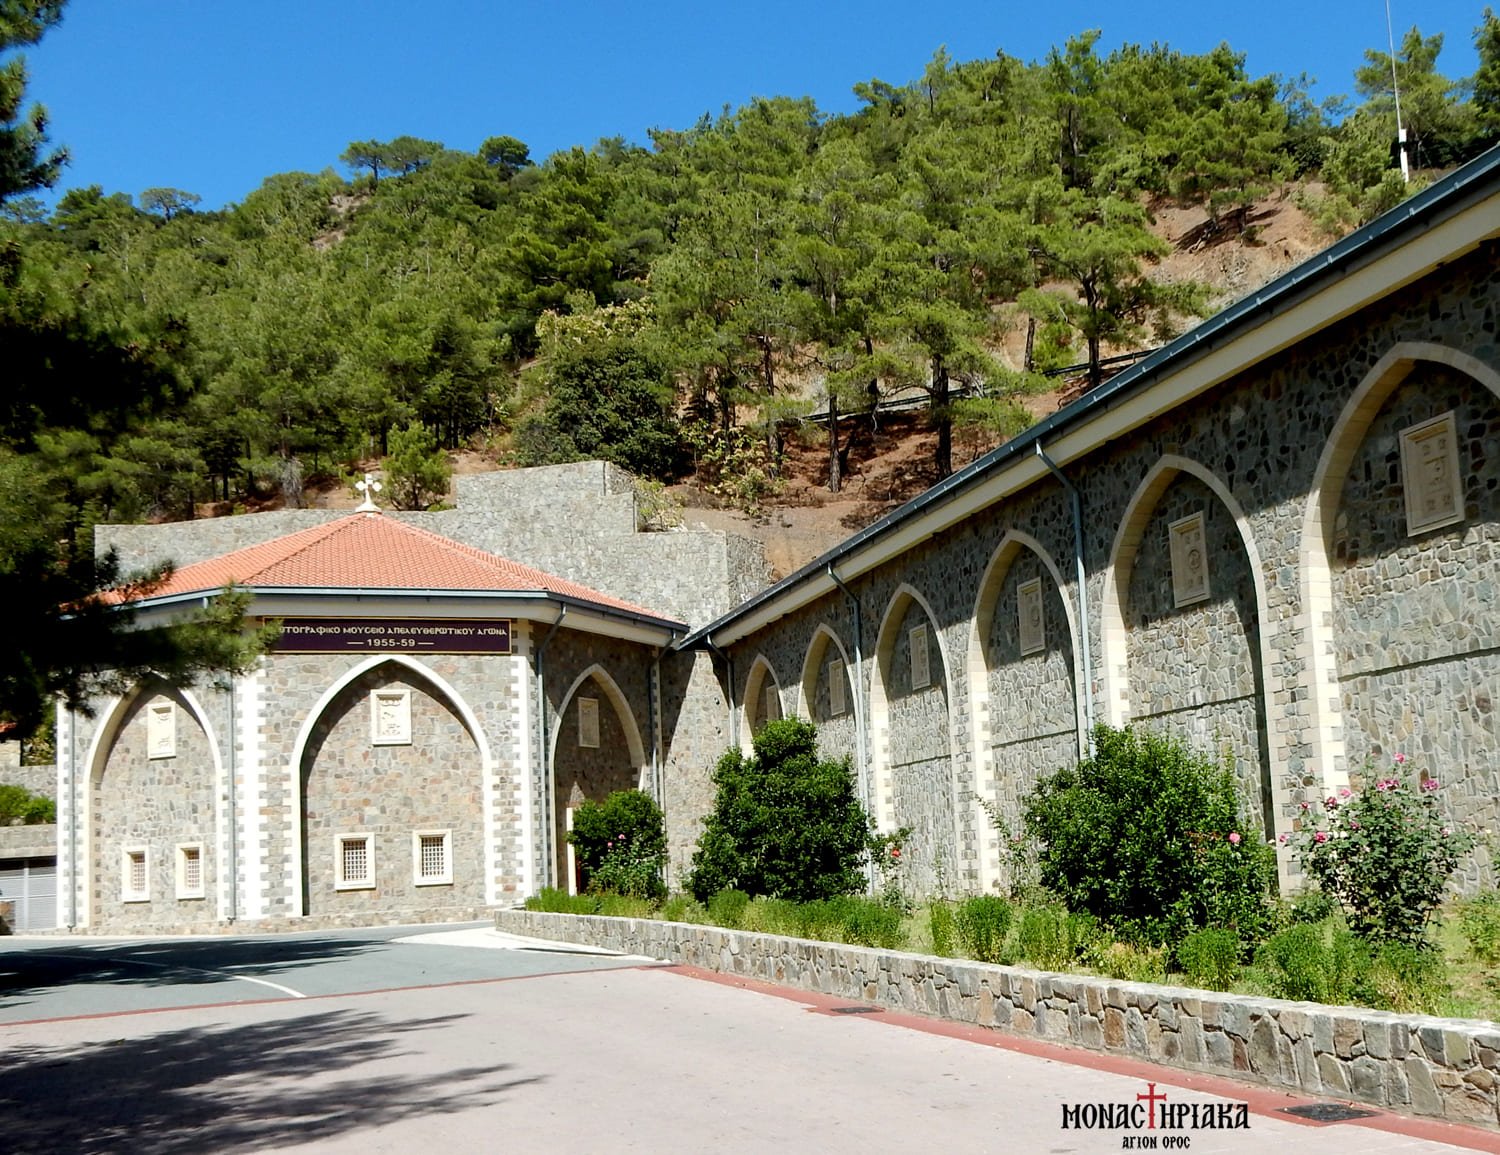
929 901 957 957
568 789 667 901
1257 923 1367 1004
1176 928 1241 991
1021 725 1276 947
832 896 906 949
0 784 54 825
687 719 873 903
954 896 1013 964
660 894 709 924
1017 906 1070 970
707 888 752 928
524 887 599 914
1286 762 1473 947
1458 891 1500 964
1360 941 1446 1015
1100 942 1167 984
739 896 803 937
593 893 657 919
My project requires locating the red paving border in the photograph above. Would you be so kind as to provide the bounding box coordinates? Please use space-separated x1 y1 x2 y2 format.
666 963 1500 1155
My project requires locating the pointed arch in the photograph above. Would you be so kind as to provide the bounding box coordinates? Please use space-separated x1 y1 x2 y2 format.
1099 453 1283 854
548 663 648 778
797 624 852 721
965 531 1083 894
80 681 224 928
287 654 495 916
740 652 785 750
868 582 960 892
1300 341 1500 794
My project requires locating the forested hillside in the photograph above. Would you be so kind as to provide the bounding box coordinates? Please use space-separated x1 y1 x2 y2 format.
5 5 1500 541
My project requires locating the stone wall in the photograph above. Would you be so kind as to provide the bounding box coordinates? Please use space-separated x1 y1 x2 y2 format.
96 459 771 627
0 823 57 859
92 684 219 930
0 759 56 801
713 241 1500 897
300 667 486 917
658 650 727 886
497 909 1500 1129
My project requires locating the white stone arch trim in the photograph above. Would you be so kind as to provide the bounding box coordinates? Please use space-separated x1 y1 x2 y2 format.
1099 454 1287 869
796 624 852 721
965 531 1085 894
868 583 961 856
79 683 224 929
1300 341 1500 795
547 663 649 785
739 653 785 752
287 655 496 916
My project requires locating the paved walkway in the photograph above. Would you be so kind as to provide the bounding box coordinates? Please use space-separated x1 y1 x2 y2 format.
1 926 1497 1153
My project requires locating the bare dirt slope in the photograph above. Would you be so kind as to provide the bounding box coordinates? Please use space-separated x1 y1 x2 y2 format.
677 189 1332 579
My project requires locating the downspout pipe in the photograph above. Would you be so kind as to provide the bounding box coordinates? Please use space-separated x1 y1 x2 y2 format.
828 564 876 895
66 704 77 930
703 634 736 751
534 606 568 889
1035 442 1096 754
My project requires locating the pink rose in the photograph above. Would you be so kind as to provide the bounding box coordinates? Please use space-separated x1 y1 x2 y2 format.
1315 831 1329 844
1228 832 1241 845
1394 753 1407 764
1339 787 1352 799
1421 778 1439 792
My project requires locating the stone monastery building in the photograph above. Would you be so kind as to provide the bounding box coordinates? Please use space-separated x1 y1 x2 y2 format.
53 145 1500 932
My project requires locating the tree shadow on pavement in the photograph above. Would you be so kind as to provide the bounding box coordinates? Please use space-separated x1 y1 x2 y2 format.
0 935 387 1010
0 1006 543 1153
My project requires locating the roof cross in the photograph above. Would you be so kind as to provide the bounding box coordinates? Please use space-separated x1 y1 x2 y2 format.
354 472 384 514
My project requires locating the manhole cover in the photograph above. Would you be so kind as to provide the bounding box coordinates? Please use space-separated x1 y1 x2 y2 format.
1280 1103 1379 1122
827 1005 884 1015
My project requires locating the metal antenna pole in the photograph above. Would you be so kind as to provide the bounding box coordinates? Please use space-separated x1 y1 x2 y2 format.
1386 0 1410 182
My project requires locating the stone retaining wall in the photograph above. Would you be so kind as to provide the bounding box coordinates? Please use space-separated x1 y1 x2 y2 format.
497 909 1500 1129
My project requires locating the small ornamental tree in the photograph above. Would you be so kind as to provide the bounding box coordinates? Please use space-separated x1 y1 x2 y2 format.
687 718 872 903
383 422 451 510
1020 725 1276 947
1285 759 1473 947
568 789 667 901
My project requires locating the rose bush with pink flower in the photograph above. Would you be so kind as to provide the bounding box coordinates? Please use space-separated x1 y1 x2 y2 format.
1286 757 1472 947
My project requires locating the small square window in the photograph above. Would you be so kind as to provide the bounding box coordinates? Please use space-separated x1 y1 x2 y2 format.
909 624 931 691
370 689 412 745
122 846 150 903
413 830 453 886
175 843 205 900
335 833 375 890
147 700 176 759
827 658 846 718
578 697 600 748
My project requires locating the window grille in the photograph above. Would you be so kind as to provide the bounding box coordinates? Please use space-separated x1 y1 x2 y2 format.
336 834 374 889
413 830 453 886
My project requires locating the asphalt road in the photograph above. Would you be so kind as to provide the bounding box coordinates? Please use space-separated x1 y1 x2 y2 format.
1 925 1496 1154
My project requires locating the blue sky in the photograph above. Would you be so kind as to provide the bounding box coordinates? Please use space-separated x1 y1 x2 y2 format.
14 0 1490 210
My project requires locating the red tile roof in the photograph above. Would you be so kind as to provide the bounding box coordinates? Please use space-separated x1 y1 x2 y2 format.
114 513 673 621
